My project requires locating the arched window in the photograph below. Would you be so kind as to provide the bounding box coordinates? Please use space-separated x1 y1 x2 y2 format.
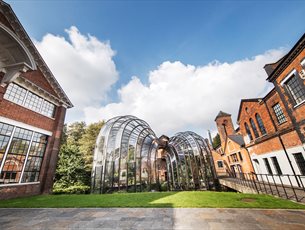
244 123 253 141
255 114 266 135
250 118 259 138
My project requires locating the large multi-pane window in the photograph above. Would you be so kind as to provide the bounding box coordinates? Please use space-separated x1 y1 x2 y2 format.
272 103 286 124
293 153 305 175
0 123 14 167
250 118 259 138
284 74 305 105
271 157 282 175
4 83 56 118
255 114 266 135
3 83 27 105
24 91 43 112
0 122 48 184
41 100 55 117
244 122 253 141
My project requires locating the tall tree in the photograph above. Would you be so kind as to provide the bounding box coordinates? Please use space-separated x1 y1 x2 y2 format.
54 144 87 188
66 121 86 146
79 121 104 172
54 120 104 192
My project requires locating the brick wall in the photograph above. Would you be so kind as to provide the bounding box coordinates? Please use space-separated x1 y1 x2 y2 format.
274 49 305 123
0 85 55 132
0 184 41 200
22 69 58 97
215 115 236 145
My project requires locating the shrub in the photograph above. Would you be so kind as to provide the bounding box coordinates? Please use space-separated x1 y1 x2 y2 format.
161 182 168 191
53 185 90 194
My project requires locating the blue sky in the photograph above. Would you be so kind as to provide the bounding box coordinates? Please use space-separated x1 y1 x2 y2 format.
7 0 305 136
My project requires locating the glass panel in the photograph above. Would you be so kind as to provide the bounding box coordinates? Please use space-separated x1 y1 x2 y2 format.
285 74 305 104
41 100 55 117
245 123 253 141
0 122 48 185
24 91 43 112
3 83 27 105
0 122 14 166
272 103 286 124
263 158 273 175
22 132 47 183
250 119 259 138
293 153 305 175
271 156 282 175
91 116 215 193
256 114 266 135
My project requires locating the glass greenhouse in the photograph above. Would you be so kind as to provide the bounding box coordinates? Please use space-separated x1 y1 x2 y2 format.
91 115 216 193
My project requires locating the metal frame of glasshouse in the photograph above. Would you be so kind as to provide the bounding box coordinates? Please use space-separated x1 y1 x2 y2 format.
91 115 216 193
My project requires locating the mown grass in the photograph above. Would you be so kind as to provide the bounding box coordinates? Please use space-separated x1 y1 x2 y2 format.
0 191 304 209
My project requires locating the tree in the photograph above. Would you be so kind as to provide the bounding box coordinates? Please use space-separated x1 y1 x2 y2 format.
79 121 104 172
53 144 89 193
212 133 221 149
53 120 104 193
66 121 86 146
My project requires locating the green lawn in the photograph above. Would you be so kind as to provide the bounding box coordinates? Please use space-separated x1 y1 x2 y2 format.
0 191 304 209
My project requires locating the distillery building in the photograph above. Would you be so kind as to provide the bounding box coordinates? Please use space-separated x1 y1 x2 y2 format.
0 1 72 199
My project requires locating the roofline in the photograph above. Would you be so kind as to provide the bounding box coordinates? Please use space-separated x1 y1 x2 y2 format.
0 1 73 108
266 32 305 82
227 134 243 146
214 111 231 121
236 98 262 122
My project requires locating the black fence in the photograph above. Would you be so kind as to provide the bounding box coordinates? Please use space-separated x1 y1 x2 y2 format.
219 172 305 202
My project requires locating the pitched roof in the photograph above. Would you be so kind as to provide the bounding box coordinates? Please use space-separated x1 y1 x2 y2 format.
264 55 287 77
0 1 73 108
265 32 305 82
236 98 262 122
228 134 244 146
214 111 231 121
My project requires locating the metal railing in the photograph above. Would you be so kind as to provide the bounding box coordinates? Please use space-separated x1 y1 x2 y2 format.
219 172 305 202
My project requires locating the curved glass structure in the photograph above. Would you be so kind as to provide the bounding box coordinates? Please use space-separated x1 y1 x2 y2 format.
166 132 215 191
91 115 215 193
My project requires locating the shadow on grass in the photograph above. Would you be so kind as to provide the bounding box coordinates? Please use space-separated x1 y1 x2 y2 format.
0 191 305 209
0 192 178 208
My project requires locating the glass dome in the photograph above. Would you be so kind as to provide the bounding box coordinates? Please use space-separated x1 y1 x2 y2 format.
91 115 215 193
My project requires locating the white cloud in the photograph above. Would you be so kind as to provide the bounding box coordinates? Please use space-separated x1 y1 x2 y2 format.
34 26 118 121
84 48 286 137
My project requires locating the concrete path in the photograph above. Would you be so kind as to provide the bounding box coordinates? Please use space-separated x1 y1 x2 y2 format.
0 208 305 229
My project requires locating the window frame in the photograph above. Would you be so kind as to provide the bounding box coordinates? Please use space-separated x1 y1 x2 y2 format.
4 83 56 118
280 69 305 107
263 158 273 175
238 152 243 161
250 118 259 138
272 103 287 124
217 160 224 168
271 156 282 175
244 122 253 141
0 121 48 186
255 113 267 136
293 153 305 175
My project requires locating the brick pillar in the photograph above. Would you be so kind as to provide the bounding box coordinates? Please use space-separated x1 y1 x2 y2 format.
40 105 66 194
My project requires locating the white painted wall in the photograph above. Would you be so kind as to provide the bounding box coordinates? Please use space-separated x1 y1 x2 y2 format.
251 144 305 187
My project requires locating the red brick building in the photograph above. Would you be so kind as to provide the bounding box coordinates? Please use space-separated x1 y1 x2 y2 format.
237 33 305 186
212 111 254 177
0 1 72 199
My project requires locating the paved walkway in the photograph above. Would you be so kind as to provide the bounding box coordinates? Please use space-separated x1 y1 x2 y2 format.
1 208 305 229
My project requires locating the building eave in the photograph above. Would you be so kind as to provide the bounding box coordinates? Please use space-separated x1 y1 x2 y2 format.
237 98 262 122
0 1 73 108
266 32 305 82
